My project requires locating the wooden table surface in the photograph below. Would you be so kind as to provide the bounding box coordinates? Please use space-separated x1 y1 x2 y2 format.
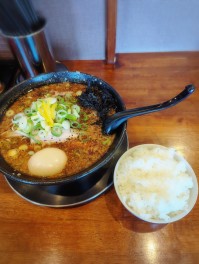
0 52 199 264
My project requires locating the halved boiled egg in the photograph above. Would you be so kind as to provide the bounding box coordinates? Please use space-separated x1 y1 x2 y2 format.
28 148 67 177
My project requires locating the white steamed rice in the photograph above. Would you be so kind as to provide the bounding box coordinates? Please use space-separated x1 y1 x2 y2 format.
115 145 194 221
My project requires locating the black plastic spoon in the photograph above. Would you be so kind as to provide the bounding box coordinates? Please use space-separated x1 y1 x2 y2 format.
103 84 195 134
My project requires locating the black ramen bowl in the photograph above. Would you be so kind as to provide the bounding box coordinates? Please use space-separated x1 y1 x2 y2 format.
0 71 127 193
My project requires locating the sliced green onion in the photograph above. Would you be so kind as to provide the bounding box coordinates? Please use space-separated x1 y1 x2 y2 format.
55 116 65 123
16 130 41 144
33 123 42 130
31 114 43 124
35 100 42 109
38 130 47 139
57 96 65 104
12 93 85 142
70 97 77 104
31 102 37 111
57 109 67 119
40 121 51 132
57 103 67 110
72 109 80 118
64 93 72 100
18 116 28 130
62 120 70 130
53 123 63 127
12 113 24 124
30 129 39 136
44 93 51 98
51 126 63 137
64 101 72 108
67 108 71 114
23 119 33 133
72 104 80 113
82 112 88 121
24 108 32 116
66 113 77 121
70 121 81 129
48 97 57 104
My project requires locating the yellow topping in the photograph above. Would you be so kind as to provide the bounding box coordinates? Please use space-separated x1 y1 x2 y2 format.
38 100 57 127
50 103 57 120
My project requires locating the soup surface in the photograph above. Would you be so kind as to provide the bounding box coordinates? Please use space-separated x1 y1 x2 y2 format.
0 82 115 178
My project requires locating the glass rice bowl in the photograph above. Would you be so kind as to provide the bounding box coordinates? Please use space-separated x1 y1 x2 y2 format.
113 144 198 224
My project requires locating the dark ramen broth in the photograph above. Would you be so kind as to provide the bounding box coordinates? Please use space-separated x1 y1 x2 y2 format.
0 82 115 178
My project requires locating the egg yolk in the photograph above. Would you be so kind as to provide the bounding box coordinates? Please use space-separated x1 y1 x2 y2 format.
28 148 67 177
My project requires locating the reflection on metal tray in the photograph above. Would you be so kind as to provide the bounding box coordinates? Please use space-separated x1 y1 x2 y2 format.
5 133 128 208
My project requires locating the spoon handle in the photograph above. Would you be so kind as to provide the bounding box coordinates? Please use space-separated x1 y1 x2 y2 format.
103 84 195 134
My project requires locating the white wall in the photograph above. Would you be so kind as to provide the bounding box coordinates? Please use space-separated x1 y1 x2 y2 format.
33 0 106 60
116 0 199 53
1 0 199 60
